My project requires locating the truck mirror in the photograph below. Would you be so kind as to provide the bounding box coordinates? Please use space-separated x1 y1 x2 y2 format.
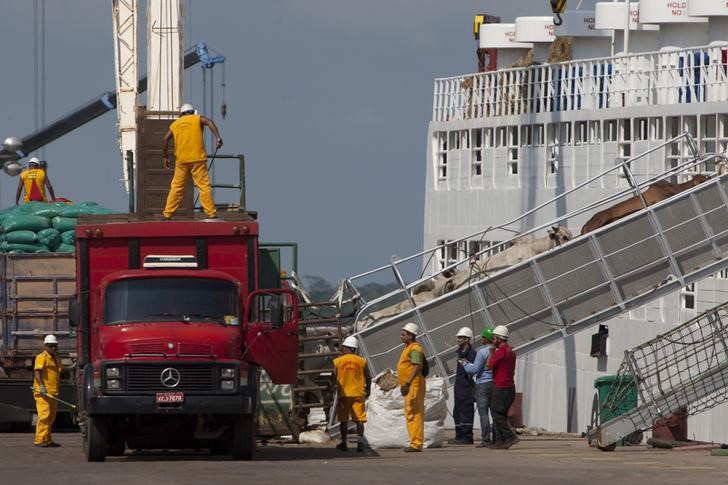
68 299 80 328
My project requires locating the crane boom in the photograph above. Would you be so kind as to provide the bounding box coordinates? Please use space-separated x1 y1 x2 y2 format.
0 49 203 164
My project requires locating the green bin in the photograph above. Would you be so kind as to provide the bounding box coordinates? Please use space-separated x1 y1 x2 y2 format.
594 374 637 422
593 374 641 447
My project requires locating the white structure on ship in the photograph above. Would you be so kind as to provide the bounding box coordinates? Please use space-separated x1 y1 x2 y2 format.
419 0 728 441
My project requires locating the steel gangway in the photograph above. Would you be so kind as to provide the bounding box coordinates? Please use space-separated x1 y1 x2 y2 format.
342 132 728 384
588 300 728 449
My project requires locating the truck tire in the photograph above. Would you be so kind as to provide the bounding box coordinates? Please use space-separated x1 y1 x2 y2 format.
83 413 108 462
231 414 255 461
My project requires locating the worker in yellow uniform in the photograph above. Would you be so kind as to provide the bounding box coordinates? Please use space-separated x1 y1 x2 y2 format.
397 322 426 452
332 336 372 452
15 157 55 205
33 335 62 447
162 103 223 220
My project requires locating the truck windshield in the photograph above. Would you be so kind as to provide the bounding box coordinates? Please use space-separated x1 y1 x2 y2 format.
104 277 239 325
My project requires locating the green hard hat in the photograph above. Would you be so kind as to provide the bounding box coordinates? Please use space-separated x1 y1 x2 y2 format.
481 327 494 340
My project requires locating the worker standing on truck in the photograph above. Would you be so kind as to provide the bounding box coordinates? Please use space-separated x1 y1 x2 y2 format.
15 157 55 204
397 322 426 452
33 335 62 447
162 103 223 220
449 326 476 445
332 336 372 452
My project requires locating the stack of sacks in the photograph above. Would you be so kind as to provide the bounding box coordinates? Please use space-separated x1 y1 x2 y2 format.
0 201 113 254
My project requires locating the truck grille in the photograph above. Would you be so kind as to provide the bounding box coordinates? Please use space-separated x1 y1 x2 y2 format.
126 364 215 393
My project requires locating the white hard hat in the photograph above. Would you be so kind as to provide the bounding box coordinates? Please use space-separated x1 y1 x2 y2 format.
401 322 420 335
28 157 40 166
456 326 474 339
180 103 195 114
493 325 509 340
44 335 58 345
342 336 359 349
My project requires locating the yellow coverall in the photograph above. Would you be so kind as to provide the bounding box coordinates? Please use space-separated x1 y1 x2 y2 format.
33 350 62 445
163 114 217 219
397 341 426 450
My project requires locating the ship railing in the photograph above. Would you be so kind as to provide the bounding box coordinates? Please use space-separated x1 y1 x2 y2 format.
432 43 728 122
341 131 726 335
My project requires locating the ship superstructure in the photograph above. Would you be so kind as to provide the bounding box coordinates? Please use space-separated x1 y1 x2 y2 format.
357 0 728 441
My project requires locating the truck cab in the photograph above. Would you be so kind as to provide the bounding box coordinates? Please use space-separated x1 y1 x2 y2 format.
70 217 298 461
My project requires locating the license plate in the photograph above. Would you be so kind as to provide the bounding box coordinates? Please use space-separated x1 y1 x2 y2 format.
156 392 184 404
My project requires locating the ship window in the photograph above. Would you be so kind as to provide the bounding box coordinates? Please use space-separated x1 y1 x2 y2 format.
635 118 648 141
471 129 483 177
547 124 559 174
533 125 544 146
650 118 663 140
560 122 572 145
496 127 506 148
434 132 448 180
589 121 600 144
605 120 618 142
702 114 717 138
681 283 696 310
508 126 519 174
485 128 494 148
449 131 461 150
619 119 631 141
520 125 532 146
575 121 588 145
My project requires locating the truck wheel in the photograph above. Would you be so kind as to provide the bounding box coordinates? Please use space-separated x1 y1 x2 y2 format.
83 413 108 462
231 414 255 461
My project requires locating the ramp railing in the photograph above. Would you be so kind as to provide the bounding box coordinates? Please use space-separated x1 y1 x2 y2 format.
342 134 728 380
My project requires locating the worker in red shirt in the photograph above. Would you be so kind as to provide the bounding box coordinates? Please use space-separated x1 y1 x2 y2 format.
486 325 519 449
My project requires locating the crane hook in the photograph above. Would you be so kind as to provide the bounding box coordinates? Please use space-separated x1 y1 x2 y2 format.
550 0 566 26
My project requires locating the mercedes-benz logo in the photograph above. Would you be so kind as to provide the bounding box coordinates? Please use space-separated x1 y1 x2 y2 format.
160 367 181 388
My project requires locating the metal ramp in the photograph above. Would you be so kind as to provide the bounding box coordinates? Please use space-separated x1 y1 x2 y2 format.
589 301 728 449
344 133 728 381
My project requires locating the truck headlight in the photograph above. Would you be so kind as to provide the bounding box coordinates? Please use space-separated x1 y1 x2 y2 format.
106 367 121 377
221 368 235 378
107 379 121 390
221 380 235 391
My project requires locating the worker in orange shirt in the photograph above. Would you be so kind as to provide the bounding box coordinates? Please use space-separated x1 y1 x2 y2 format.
33 335 63 447
332 336 371 452
397 322 426 452
15 157 55 204
162 103 223 220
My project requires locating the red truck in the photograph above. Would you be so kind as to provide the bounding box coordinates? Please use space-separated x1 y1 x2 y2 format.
69 217 298 461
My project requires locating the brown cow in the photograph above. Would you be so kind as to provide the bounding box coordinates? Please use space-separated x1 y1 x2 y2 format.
580 174 710 235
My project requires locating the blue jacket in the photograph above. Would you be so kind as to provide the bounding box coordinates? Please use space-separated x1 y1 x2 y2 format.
463 346 493 384
455 345 477 389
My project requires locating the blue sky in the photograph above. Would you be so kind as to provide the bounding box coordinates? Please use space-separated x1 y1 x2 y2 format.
0 1 547 282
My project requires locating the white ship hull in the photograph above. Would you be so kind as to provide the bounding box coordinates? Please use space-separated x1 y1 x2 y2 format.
424 39 728 441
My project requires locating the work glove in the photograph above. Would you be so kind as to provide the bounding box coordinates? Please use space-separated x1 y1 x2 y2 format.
400 383 410 397
39 385 47 395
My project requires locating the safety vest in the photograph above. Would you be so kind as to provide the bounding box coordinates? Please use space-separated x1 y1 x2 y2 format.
397 341 425 387
20 169 47 202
